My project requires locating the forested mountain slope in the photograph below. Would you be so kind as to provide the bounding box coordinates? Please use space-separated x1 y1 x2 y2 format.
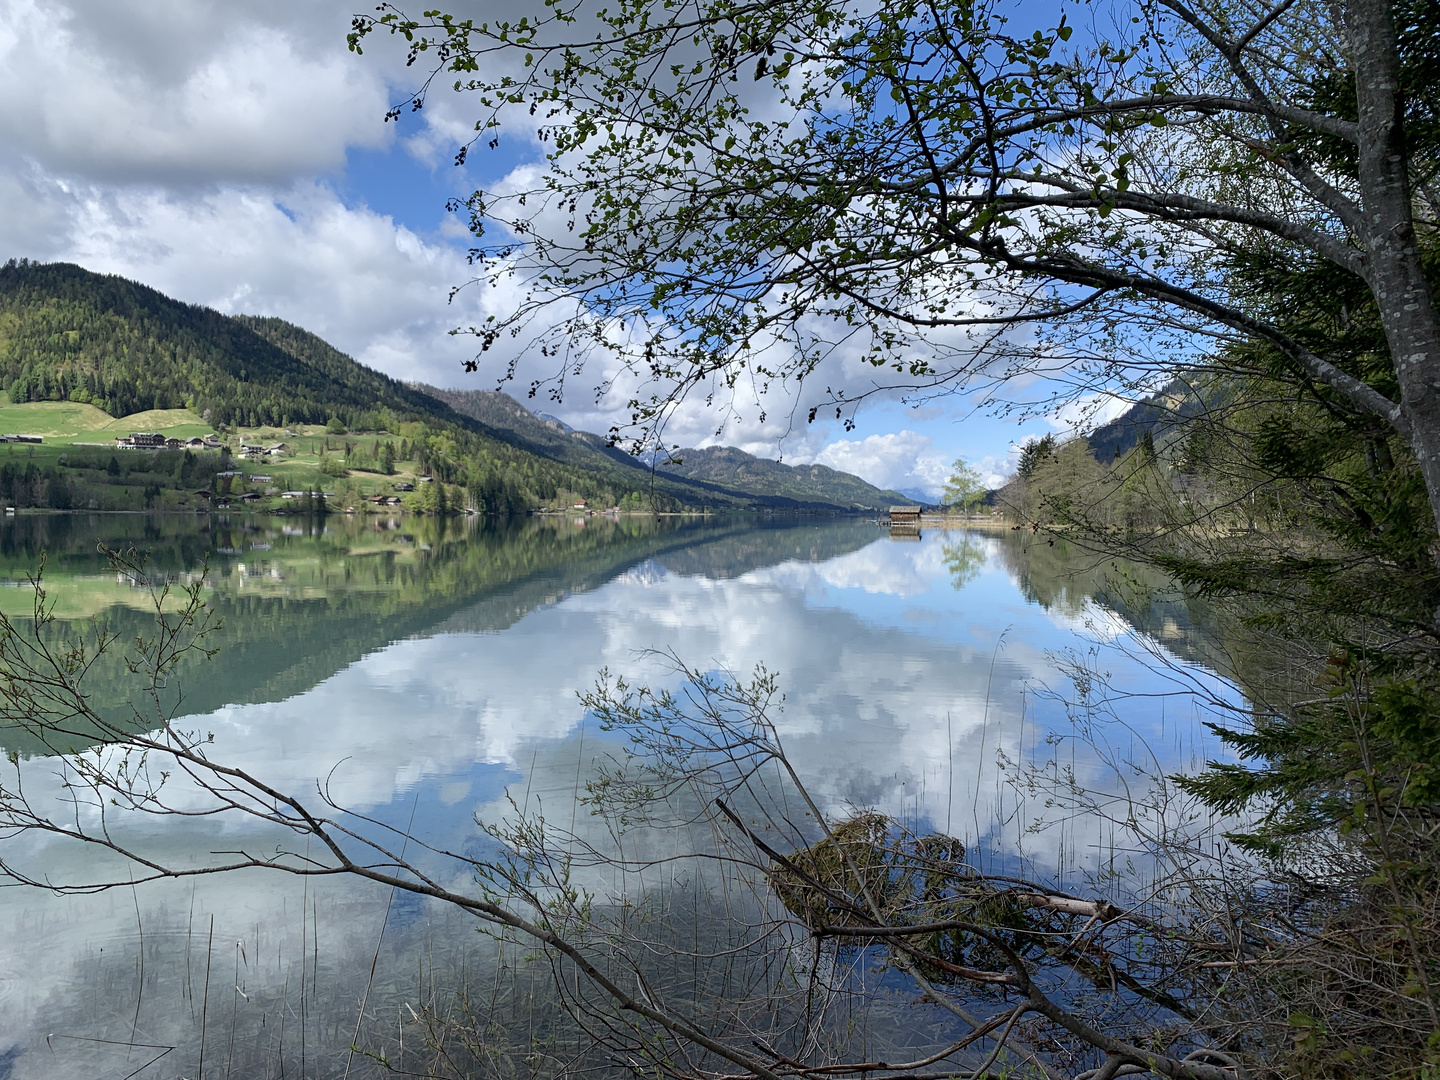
415 384 658 475
655 445 908 510
1086 381 1225 463
0 260 476 430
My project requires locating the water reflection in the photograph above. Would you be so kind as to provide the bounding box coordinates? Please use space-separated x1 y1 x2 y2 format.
0 513 879 757
0 516 1235 1078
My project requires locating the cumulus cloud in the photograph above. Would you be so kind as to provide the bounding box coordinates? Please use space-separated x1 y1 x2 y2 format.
3 177 525 388
0 0 866 429
812 431 953 499
0 0 392 184
0 0 1070 460
975 448 1020 488
0 0 507 387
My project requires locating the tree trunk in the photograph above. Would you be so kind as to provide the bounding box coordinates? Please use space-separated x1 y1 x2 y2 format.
1350 0 1440 582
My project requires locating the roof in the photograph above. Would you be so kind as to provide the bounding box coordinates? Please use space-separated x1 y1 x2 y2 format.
888 505 922 515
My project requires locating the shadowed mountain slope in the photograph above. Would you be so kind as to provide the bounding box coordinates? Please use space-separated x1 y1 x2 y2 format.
423 386 906 511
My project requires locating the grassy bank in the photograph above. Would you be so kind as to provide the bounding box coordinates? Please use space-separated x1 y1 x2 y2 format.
0 397 454 513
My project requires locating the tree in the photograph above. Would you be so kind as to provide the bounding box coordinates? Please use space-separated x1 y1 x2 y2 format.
1017 435 1058 480
985 299 1440 1064
941 533 987 586
319 451 350 478
351 0 1440 571
941 457 985 513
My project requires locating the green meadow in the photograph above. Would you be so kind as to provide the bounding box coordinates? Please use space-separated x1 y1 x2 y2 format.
0 395 431 513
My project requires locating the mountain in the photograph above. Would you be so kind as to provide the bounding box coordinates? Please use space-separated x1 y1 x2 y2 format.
654 446 908 511
417 385 907 511
0 260 894 511
0 260 483 431
414 384 640 473
535 412 573 432
1086 380 1221 463
894 487 937 505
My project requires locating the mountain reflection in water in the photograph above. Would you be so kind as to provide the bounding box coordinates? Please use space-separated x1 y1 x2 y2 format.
0 514 1236 1079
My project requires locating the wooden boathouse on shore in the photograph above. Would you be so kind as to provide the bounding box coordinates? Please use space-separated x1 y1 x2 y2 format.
887 505 922 539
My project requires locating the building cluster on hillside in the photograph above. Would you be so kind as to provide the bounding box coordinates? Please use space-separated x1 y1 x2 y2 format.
115 432 222 451
240 442 289 459
110 433 291 458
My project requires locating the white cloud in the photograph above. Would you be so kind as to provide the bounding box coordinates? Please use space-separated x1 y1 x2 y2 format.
812 431 952 498
0 0 514 388
0 0 1078 471
0 0 392 184
4 178 521 388
975 449 1020 488
1046 391 1134 437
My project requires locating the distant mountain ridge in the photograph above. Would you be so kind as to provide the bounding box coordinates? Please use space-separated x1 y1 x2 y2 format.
419 385 907 511
654 445 910 510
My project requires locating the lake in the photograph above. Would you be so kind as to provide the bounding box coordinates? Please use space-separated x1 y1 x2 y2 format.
0 512 1237 1079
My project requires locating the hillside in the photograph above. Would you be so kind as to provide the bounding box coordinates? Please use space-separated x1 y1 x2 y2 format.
418 385 906 511
655 446 908 510
415 384 646 474
0 261 892 512
1086 380 1222 463
0 261 474 430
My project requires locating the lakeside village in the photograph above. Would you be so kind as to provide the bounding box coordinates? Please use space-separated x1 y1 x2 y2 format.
0 418 515 518
0 427 998 531
0 424 1005 528
0 419 943 522
92 427 593 516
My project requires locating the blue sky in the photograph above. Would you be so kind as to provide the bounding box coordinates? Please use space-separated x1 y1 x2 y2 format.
0 0 1103 497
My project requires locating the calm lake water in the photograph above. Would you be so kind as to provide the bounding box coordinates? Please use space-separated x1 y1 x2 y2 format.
0 512 1237 1079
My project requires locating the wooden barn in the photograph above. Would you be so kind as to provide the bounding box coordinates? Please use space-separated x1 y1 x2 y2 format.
887 505 922 539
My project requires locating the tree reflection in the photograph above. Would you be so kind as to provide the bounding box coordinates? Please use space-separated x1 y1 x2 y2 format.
941 534 988 590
